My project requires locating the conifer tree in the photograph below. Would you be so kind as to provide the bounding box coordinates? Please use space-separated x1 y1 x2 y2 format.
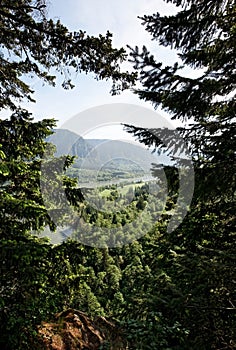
127 0 235 198
0 1 135 348
123 1 236 348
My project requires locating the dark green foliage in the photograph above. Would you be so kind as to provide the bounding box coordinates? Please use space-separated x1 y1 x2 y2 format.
122 0 236 348
0 110 56 235
0 1 136 349
0 0 136 110
1 1 236 349
127 0 235 180
0 110 86 349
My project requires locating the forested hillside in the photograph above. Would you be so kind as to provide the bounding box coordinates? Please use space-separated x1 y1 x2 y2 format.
47 128 161 171
0 0 235 349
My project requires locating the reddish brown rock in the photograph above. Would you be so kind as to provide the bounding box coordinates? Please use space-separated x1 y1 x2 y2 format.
36 309 126 350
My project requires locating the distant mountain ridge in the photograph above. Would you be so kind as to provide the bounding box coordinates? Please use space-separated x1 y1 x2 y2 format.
47 129 163 171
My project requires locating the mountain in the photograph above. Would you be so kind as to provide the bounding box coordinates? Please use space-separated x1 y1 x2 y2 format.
47 129 92 158
47 129 163 172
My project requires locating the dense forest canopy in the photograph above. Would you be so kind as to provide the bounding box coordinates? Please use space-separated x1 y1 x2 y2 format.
0 0 235 349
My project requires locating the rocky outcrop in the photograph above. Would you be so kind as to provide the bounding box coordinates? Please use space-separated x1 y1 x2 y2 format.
36 309 126 350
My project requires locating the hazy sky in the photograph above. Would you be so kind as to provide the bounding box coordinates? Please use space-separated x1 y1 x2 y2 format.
23 0 180 132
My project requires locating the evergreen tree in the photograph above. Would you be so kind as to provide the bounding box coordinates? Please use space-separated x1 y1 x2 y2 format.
127 0 235 198
0 0 136 110
0 1 136 349
123 0 236 348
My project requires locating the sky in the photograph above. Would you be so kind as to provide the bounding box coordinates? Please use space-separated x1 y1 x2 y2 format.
21 0 183 137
